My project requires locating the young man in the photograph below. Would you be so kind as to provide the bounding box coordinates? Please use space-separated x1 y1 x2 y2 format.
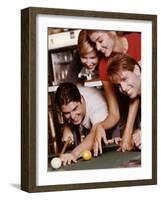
107 53 141 149
55 82 108 165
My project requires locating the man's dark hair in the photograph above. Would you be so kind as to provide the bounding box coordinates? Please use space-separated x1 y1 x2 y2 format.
55 82 81 109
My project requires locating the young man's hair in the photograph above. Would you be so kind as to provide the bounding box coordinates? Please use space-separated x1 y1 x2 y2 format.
108 53 140 82
55 82 81 109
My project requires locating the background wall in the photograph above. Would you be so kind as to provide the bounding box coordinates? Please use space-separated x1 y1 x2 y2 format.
0 0 160 199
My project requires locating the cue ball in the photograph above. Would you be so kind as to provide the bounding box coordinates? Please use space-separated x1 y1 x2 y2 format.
51 157 62 169
82 150 92 161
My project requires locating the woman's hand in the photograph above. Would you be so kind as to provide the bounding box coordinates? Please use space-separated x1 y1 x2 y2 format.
93 124 108 157
107 137 122 145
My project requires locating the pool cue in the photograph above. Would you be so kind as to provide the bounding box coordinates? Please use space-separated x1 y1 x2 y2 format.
60 138 71 155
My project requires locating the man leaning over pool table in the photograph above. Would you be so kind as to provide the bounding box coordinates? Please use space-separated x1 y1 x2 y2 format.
55 82 109 165
107 53 141 150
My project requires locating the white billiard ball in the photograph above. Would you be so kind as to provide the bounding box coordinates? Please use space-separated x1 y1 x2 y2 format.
51 157 62 169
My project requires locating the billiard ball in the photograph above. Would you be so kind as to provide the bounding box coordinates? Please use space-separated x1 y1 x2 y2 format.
51 157 62 169
82 150 92 161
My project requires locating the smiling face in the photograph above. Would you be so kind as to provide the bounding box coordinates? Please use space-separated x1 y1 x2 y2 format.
61 97 85 125
80 50 98 71
111 66 141 99
88 31 115 57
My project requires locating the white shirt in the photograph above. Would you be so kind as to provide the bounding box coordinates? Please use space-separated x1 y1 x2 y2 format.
78 86 108 129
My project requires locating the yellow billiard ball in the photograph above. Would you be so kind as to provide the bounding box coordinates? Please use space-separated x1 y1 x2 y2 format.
82 150 92 161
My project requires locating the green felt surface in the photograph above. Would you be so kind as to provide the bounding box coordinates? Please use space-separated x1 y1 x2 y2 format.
48 144 141 172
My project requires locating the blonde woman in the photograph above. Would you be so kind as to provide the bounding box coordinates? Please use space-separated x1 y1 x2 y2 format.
87 30 141 155
66 30 99 84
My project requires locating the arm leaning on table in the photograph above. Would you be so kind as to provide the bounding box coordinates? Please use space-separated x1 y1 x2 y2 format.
118 97 140 152
59 124 98 166
93 80 120 156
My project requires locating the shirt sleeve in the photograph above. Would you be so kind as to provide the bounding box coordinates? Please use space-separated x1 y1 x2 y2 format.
98 57 109 81
90 107 108 125
89 90 108 125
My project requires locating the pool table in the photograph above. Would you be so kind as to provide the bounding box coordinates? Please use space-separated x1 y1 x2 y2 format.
48 144 141 171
